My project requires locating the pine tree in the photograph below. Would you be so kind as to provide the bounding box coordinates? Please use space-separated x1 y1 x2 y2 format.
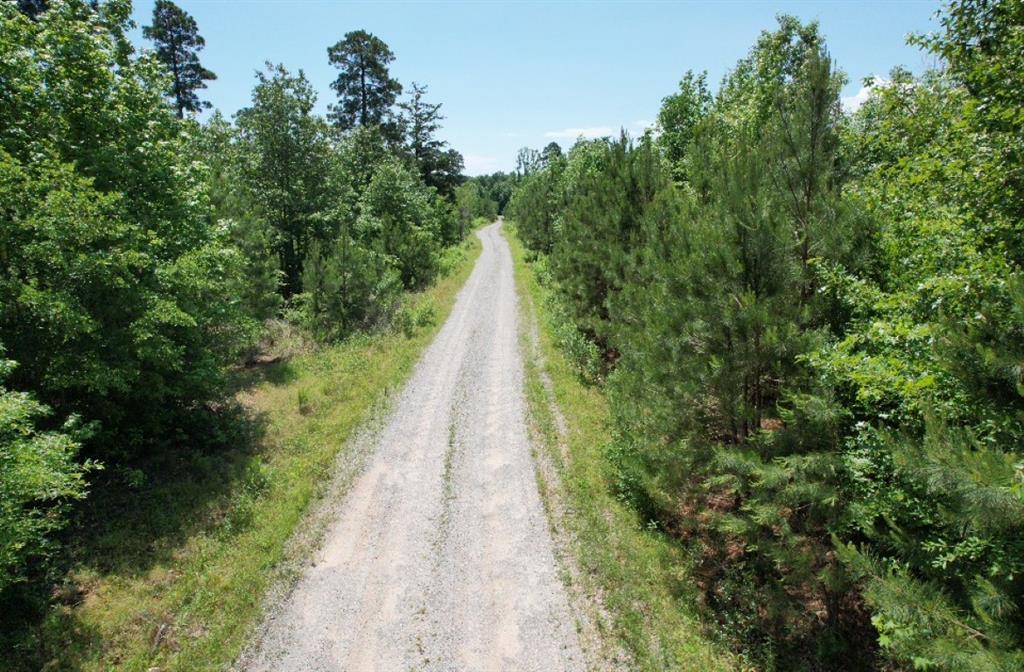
143 0 216 118
550 134 666 352
398 82 464 197
606 18 865 666
327 30 402 132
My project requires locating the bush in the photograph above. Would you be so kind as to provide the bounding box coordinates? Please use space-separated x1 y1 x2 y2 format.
0 353 91 593
395 298 437 338
358 160 442 290
299 233 402 341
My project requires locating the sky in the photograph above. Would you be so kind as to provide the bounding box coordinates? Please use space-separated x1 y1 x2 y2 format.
128 0 944 175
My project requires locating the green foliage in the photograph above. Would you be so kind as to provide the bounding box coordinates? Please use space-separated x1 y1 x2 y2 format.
657 71 712 180
814 1 1024 660
527 255 601 382
399 82 464 198
327 29 402 133
0 0 253 462
507 3 1024 668
298 231 402 341
143 0 216 118
0 352 91 593
192 112 282 322
0 2 470 664
506 161 564 254
607 28 864 666
211 36 461 344
235 63 333 299
358 159 443 290
454 181 497 238
550 135 669 350
471 171 516 214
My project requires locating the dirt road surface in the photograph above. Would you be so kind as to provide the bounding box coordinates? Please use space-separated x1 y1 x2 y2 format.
240 221 586 672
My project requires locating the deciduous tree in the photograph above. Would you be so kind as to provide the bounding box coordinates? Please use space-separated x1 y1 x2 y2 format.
235 63 332 299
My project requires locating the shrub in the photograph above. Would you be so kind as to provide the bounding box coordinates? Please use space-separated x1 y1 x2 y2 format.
300 234 403 341
0 353 92 593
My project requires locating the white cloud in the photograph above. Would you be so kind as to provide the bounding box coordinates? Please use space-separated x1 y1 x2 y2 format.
842 78 889 113
543 126 614 140
633 119 655 130
463 154 499 176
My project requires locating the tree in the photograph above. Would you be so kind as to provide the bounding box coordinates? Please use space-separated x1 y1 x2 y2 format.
398 82 464 197
657 70 712 181
506 163 564 255
16 0 48 18
300 228 401 341
551 134 665 350
540 141 563 166
515 146 541 178
0 0 252 462
327 30 402 131
816 4 1024 665
143 0 216 118
358 159 442 289
192 113 281 322
472 172 515 214
235 63 332 299
400 82 442 163
454 181 496 239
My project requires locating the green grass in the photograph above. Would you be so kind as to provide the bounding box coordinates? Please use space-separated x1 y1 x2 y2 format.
5 234 482 672
506 226 739 672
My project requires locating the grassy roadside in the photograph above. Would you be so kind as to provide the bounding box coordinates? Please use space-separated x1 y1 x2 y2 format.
10 234 482 672
506 225 737 672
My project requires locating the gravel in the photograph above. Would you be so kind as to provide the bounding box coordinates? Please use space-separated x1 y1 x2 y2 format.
239 222 586 672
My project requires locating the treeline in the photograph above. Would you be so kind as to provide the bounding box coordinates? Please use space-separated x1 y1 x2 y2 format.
0 0 482 597
508 4 1024 671
455 171 516 224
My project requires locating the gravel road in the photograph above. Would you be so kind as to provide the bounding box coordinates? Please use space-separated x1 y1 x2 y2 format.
241 221 586 672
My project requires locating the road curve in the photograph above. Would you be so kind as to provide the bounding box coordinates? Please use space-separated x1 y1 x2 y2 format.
241 222 585 672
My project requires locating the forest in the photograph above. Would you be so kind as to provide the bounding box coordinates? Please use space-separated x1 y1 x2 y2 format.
507 2 1024 670
0 0 500 666
3 0 1023 670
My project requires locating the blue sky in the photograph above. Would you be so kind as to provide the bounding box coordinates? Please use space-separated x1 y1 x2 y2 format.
129 1 943 175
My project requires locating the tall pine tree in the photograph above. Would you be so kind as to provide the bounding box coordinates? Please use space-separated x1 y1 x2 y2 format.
143 0 216 118
398 82 463 197
327 30 402 132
